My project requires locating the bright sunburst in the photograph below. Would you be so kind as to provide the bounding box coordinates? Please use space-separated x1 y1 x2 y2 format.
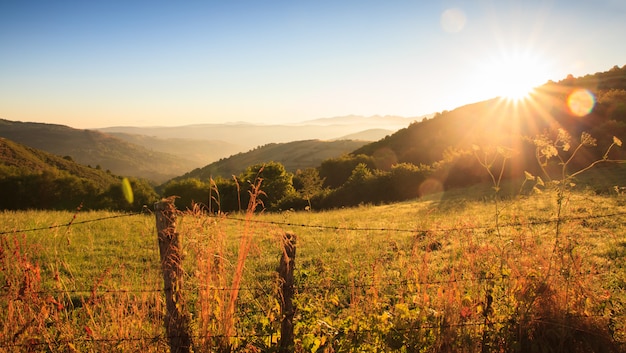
497 68 536 100
492 55 541 100
475 49 553 102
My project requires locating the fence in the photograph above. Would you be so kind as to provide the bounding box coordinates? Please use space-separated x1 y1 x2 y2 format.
1 197 626 352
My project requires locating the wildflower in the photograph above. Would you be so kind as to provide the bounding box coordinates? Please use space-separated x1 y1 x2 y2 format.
613 136 622 147
581 132 597 147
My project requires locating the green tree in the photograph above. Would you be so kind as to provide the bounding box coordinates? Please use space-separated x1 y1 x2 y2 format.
389 163 428 200
99 177 158 211
210 176 242 213
161 178 210 210
293 167 325 210
319 154 376 188
344 163 372 186
238 162 295 210
325 163 375 207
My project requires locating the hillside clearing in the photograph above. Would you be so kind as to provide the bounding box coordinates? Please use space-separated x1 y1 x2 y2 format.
2 189 626 351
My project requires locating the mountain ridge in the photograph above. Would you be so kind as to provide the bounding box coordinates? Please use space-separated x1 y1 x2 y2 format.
96 115 415 152
0 119 198 183
0 115 404 184
0 137 158 210
167 139 370 185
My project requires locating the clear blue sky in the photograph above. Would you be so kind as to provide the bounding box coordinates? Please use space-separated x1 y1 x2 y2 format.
1 0 625 128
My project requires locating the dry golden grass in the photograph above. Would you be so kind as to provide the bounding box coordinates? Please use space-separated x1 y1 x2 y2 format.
1 186 626 352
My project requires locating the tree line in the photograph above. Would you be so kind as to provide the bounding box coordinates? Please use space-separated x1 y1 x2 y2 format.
3 65 624 212
0 166 158 211
161 158 432 212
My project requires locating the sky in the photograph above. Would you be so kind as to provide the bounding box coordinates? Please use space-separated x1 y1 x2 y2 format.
1 0 625 129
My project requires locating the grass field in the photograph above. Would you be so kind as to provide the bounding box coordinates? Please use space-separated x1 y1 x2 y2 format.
2 184 626 352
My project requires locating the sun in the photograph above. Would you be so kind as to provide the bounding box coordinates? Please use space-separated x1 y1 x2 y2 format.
474 49 553 102
492 56 540 101
497 67 536 100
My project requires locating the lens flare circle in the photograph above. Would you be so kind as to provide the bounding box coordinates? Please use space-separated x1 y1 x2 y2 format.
121 177 134 204
419 178 444 198
567 89 595 117
441 8 467 33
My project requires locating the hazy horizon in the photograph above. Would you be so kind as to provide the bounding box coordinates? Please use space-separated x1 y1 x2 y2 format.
1 0 625 129
3 113 427 131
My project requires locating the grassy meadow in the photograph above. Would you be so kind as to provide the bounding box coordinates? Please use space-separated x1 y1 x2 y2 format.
2 184 626 352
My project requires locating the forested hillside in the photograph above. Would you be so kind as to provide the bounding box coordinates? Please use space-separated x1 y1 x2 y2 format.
0 138 157 210
3 65 625 212
0 119 198 183
162 65 626 212
171 139 369 182
351 65 626 188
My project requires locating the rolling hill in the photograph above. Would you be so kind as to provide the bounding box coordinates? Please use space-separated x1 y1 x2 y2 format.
169 139 370 183
97 115 419 153
351 65 626 187
104 132 241 167
0 137 158 210
0 137 118 188
0 119 198 183
334 128 394 141
3 65 625 212
0 115 416 184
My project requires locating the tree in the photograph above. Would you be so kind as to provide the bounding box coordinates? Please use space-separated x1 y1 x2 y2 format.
294 168 325 210
238 162 295 210
319 154 376 188
345 163 372 186
162 178 210 210
209 177 241 213
389 163 428 200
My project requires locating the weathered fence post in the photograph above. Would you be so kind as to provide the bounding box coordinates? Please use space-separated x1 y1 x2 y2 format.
155 198 192 353
278 232 296 352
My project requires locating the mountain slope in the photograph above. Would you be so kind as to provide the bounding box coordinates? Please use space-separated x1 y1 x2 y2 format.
0 137 158 210
105 132 241 166
0 119 198 183
170 139 369 183
0 137 118 188
334 129 394 141
352 65 626 186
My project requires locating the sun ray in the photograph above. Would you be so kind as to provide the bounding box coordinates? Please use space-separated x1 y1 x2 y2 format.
471 45 555 105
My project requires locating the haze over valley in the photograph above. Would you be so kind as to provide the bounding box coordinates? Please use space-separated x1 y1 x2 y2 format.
0 114 412 183
4 2 626 351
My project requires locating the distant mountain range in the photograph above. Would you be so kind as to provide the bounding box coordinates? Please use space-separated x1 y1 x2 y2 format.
0 115 415 183
97 114 424 152
299 115 423 127
0 119 197 183
1 64 625 210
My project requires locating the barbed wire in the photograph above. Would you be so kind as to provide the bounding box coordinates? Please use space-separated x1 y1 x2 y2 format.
0 208 149 235
2 207 622 299
204 210 626 234
10 267 613 298
2 204 625 237
2 204 625 349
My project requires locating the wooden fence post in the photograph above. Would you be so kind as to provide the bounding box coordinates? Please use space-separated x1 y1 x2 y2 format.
278 232 296 353
155 198 192 353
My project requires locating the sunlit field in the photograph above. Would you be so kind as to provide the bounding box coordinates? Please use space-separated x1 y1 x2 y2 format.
2 184 626 352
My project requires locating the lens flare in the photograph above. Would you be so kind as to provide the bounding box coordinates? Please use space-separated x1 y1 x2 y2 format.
441 8 467 33
419 178 444 198
121 177 134 204
567 89 595 117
